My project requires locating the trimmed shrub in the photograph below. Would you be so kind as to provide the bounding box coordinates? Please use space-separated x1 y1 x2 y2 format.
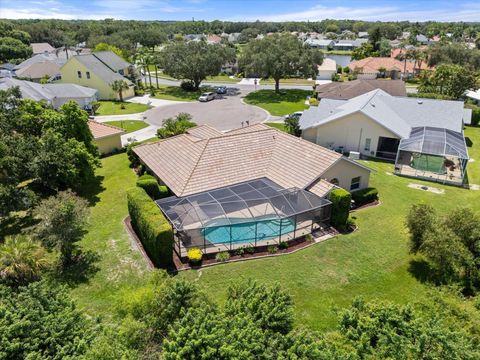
244 245 255 254
136 174 168 200
352 187 379 206
268 245 278 254
309 97 319 106
187 247 202 265
407 93 455 100
278 241 288 250
180 80 195 91
215 251 230 262
329 188 352 230
127 187 173 268
126 142 140 168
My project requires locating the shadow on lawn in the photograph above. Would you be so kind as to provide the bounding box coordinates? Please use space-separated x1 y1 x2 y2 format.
77 175 105 206
408 259 444 285
0 213 39 242
54 249 100 286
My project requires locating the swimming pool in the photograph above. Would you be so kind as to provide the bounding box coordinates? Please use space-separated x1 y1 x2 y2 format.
202 218 295 245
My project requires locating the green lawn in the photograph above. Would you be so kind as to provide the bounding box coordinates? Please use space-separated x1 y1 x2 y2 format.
71 154 149 320
104 120 149 134
152 85 214 102
205 74 240 83
265 122 287 132
261 78 316 86
178 126 480 331
244 89 311 116
66 126 479 330
96 101 151 116
465 126 480 184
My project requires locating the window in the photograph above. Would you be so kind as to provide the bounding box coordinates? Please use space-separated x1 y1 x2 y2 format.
77 71 82 78
350 177 361 190
86 71 90 79
364 138 371 151
118 69 124 75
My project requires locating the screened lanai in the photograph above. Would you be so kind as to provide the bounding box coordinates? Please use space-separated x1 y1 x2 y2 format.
394 127 469 185
156 178 332 257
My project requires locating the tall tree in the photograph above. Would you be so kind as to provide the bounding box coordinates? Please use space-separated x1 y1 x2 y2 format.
418 63 478 98
239 34 323 93
158 41 235 90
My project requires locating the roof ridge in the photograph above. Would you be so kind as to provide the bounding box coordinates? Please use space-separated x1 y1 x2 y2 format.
181 138 211 195
88 120 125 133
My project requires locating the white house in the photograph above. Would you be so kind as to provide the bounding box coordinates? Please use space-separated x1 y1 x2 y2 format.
316 58 337 80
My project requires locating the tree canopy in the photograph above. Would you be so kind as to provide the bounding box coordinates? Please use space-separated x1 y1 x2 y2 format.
239 34 323 92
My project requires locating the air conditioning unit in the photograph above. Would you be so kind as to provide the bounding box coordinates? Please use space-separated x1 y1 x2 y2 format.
349 151 360 160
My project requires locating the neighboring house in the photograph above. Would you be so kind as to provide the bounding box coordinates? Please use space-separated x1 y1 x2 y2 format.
60 51 134 100
0 63 15 78
314 79 406 100
14 53 65 71
416 34 429 45
304 39 334 49
227 33 241 43
88 121 125 155
0 77 98 109
300 89 471 185
465 89 480 105
348 57 430 79
357 32 369 39
333 39 368 51
14 62 62 82
316 58 337 80
206 34 222 44
134 123 371 257
30 42 55 55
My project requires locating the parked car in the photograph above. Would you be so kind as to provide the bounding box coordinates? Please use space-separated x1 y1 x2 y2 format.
198 92 216 102
215 86 227 94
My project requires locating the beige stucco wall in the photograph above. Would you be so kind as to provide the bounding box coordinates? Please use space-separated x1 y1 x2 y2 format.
94 135 122 155
302 112 399 157
60 57 134 100
321 158 370 191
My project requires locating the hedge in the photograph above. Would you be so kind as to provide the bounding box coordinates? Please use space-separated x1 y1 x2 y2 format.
136 174 169 200
465 104 480 126
407 93 455 100
127 187 173 268
351 187 378 206
329 188 351 230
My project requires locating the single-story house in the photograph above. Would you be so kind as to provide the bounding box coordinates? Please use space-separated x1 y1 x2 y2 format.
357 32 369 39
0 78 98 109
60 51 134 100
300 89 471 185
14 61 62 82
304 39 334 49
466 89 480 104
207 34 222 44
316 58 337 80
416 34 429 45
133 123 371 257
14 53 65 71
348 57 431 79
31 42 56 55
333 39 368 51
314 79 406 100
88 120 125 155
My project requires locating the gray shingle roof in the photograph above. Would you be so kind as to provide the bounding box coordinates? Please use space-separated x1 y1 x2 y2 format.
300 89 467 138
14 53 65 70
91 51 131 72
73 53 133 86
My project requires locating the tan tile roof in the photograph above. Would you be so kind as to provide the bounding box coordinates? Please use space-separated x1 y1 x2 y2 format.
315 79 407 99
348 57 431 74
185 125 223 141
134 124 343 197
306 178 335 197
88 121 125 140
31 43 55 54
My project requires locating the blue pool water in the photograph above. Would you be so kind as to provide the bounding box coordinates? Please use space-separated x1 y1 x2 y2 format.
203 218 295 245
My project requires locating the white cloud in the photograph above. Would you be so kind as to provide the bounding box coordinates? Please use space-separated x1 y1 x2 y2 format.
0 7 115 20
237 4 480 22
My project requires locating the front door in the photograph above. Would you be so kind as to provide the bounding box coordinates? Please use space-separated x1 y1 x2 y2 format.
376 137 400 159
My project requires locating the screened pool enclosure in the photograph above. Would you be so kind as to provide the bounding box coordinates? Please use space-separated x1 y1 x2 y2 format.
156 178 332 257
394 127 469 185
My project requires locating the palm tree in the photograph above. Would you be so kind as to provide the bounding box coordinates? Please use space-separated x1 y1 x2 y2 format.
395 45 413 81
0 236 49 286
111 80 130 102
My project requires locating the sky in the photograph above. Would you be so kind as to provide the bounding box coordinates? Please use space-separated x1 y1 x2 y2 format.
1 0 479 22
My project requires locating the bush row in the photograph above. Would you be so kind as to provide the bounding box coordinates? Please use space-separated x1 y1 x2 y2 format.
352 187 379 206
127 187 173 268
329 188 351 230
136 174 169 200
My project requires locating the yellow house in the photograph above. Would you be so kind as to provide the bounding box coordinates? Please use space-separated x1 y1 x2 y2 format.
60 51 135 100
88 121 125 155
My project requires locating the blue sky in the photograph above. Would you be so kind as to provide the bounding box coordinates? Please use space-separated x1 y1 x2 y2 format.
1 0 479 22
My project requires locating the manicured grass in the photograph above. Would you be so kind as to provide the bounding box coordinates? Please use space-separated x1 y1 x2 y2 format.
96 101 151 116
265 122 287 132
179 126 480 331
205 74 240 83
71 154 150 320
104 120 149 134
261 78 316 86
465 126 480 184
152 85 214 102
244 89 311 116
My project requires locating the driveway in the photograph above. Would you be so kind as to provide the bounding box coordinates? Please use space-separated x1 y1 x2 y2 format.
144 87 273 131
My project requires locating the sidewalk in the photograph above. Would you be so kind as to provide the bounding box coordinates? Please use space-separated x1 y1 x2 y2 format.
121 125 159 146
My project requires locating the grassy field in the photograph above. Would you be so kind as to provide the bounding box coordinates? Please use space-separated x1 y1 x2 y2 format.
104 120 149 134
151 85 214 102
96 101 151 116
244 89 311 116
71 154 149 320
265 122 287 132
68 126 479 329
261 78 316 86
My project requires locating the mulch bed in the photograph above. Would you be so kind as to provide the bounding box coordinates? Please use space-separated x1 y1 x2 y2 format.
350 199 380 212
